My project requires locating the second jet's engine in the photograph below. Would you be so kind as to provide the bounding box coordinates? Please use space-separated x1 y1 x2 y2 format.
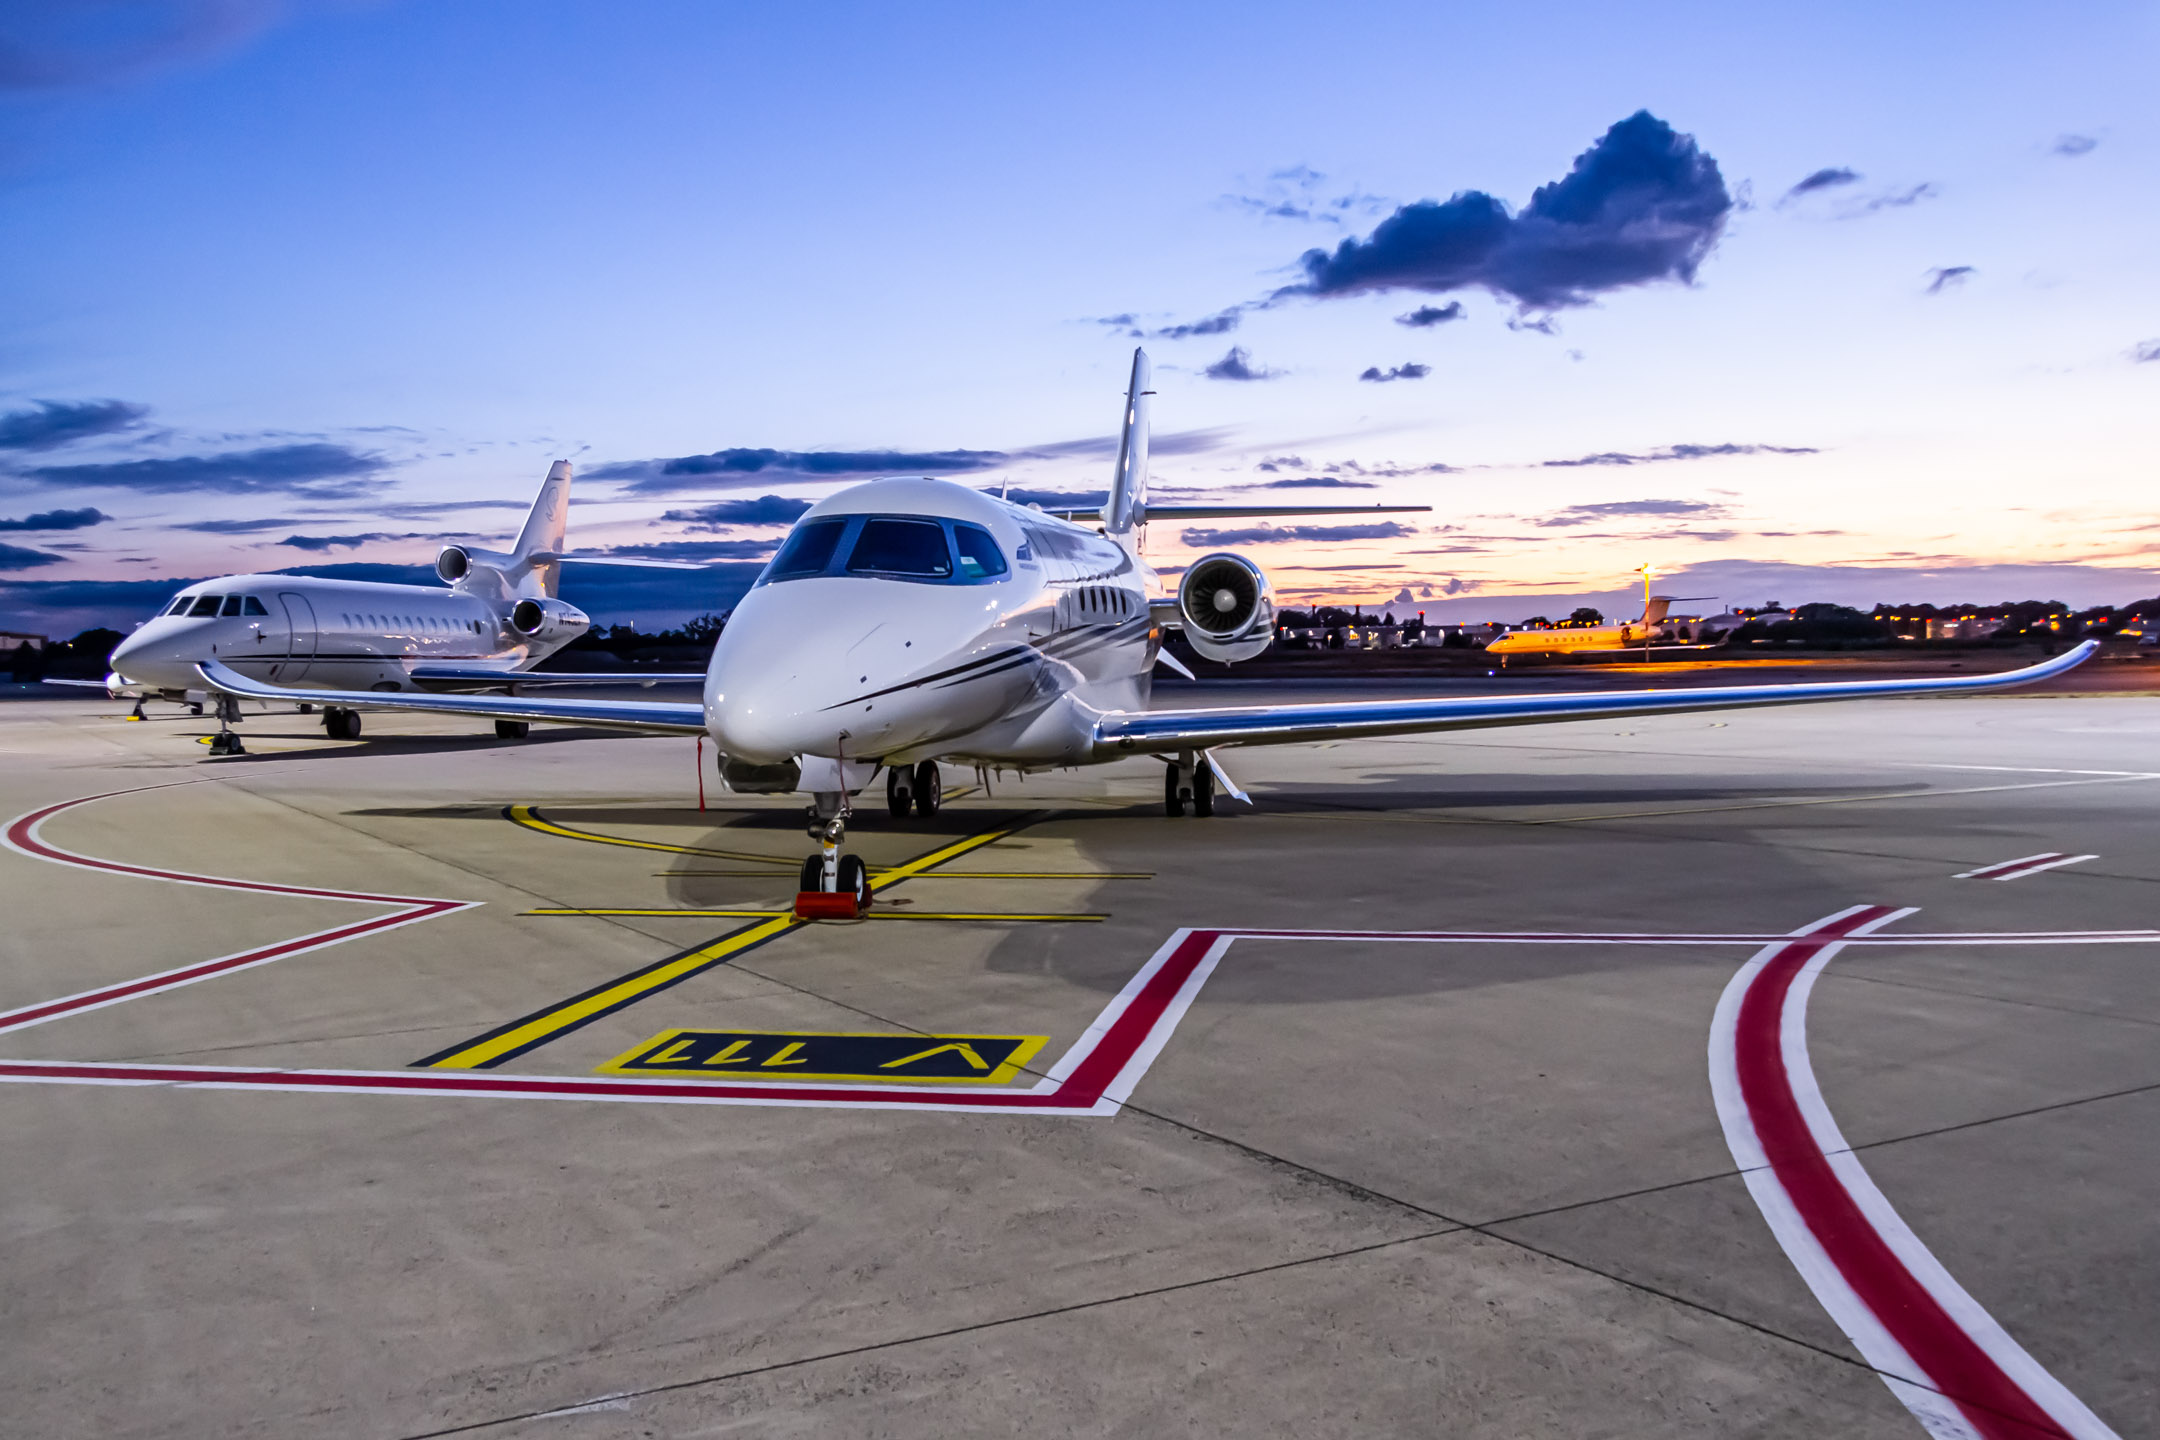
510 597 590 643
1177 552 1275 664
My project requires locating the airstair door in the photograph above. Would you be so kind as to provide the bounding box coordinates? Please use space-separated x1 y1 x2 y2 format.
274 592 317 683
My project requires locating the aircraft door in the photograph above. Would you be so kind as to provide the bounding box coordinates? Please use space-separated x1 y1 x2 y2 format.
274 592 318 682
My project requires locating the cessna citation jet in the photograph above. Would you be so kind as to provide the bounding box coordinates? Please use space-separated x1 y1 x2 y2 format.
199 349 2097 905
98 461 699 752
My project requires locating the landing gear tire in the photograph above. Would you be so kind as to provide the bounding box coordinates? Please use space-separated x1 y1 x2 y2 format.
188 702 204 716
298 703 313 714
800 854 823 891
886 767 912 818
1193 760 1215 817
912 760 941 818
1165 762 1187 816
324 707 361 740
208 731 245 756
494 719 530 740
837 853 870 908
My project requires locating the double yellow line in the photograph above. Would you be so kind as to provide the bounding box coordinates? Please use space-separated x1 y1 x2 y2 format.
416 825 1016 1070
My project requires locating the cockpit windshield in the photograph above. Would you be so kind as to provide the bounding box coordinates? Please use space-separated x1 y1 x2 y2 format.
766 519 848 580
847 519 951 578
758 514 1009 586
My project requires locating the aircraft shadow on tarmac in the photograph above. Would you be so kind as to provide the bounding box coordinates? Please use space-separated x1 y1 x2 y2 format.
205 725 605 761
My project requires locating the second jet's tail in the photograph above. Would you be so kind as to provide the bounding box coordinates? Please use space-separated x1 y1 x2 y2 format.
511 460 573 596
1103 349 1151 537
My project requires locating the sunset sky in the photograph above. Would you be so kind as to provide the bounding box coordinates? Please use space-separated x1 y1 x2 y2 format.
3 1 2156 635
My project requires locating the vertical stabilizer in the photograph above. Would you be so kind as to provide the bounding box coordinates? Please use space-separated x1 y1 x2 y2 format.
1643 596 1674 626
1104 349 1151 536
513 461 573 597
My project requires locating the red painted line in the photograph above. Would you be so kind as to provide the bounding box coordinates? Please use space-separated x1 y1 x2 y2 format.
0 789 476 1033
1734 910 2072 1439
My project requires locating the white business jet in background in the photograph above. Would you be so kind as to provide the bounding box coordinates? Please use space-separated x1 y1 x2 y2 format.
97 462 701 752
204 349 2096 903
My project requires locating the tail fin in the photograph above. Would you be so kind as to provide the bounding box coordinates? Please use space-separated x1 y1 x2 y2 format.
1103 349 1151 536
512 461 572 597
1643 596 1674 626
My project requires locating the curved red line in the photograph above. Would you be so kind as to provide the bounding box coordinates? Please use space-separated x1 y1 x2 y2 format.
1736 910 2067 1439
6 791 448 906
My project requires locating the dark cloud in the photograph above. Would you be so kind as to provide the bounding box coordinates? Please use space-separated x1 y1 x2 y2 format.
1180 521 1418 546
1924 266 1975 295
598 539 779 563
0 1 277 90
2052 135 2098 157
0 400 149 451
1782 167 1860 200
1010 427 1235 462
21 443 390 497
1287 111 1731 311
0 542 63 570
1358 363 1430 383
660 495 815 528
990 488 1106 509
1541 442 1817 468
0 506 108 532
1396 303 1465 328
2131 340 2160 364
1256 477 1377 490
587 447 1003 493
1203 347 1279 382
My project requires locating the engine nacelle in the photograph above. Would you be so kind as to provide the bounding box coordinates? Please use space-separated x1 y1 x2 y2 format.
1177 552 1275 664
438 544 519 588
509 597 590 643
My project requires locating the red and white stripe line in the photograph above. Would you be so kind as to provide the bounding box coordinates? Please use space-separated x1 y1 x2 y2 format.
1955 853 2098 882
0 788 478 1036
1710 906 2118 1439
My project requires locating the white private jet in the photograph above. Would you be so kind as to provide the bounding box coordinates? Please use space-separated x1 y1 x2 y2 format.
201 349 2097 904
95 462 702 751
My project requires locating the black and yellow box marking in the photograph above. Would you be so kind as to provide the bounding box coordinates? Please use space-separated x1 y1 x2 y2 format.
600 1030 1049 1085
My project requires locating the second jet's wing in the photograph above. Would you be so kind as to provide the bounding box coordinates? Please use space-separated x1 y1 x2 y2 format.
406 665 707 692
199 660 707 735
1095 642 2098 755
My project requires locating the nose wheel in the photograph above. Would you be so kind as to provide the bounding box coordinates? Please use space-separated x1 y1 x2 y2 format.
795 812 872 917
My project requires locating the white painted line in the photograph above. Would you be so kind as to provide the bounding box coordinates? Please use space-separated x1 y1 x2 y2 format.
1710 906 2121 1440
1955 853 2098 881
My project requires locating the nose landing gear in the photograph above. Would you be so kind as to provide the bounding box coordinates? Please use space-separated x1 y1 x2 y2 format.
207 694 246 756
796 795 872 918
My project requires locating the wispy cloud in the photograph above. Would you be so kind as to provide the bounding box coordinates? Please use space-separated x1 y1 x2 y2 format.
21 443 390 497
1781 166 1860 202
1924 265 1975 295
1253 477 1377 490
2130 339 2160 364
1180 521 1417 546
1358 363 1429 383
277 532 437 552
1284 111 1730 312
1536 499 1729 529
589 447 1005 493
597 539 778 562
2052 134 2098 157
0 400 149 452
0 542 63 570
1541 442 1817 468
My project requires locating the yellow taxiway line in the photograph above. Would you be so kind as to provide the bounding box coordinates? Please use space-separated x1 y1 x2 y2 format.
522 907 1104 922
417 823 1018 1070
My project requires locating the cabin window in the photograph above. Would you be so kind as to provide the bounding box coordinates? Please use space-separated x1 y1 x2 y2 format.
243 596 270 616
189 595 223 617
846 518 952 578
765 518 849 581
953 524 1007 579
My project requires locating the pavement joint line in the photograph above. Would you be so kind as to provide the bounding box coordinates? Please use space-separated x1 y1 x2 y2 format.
388 1225 1466 1440
412 813 1054 1070
1828 968 2160 1031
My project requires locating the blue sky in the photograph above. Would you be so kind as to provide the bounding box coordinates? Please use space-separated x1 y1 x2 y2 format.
3 0 2156 634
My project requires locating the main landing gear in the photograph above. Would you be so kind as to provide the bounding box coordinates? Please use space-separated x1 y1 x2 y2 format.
494 719 530 740
885 760 942 819
1165 752 1214 817
321 706 362 740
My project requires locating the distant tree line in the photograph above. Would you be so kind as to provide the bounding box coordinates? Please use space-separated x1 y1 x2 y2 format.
9 628 124 681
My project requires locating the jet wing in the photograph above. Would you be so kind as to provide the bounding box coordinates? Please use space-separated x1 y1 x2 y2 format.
1093 642 2098 755
198 660 707 735
406 665 707 692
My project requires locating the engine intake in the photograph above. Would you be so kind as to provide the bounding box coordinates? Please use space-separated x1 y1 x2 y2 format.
509 597 590 643
1177 552 1275 664
435 545 470 583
